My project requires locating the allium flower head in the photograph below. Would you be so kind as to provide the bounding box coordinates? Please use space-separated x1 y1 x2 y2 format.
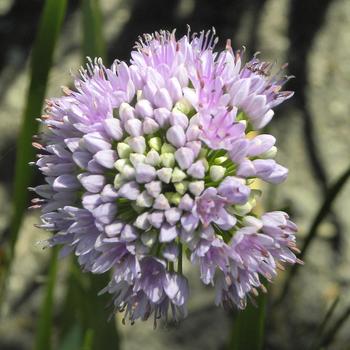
31 29 300 325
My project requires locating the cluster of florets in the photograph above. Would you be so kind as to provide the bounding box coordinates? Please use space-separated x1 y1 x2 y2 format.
31 29 300 325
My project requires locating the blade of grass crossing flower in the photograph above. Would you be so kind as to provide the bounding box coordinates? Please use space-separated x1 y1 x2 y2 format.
80 3 119 349
82 0 106 60
0 0 67 304
33 247 59 350
278 165 350 303
229 291 267 350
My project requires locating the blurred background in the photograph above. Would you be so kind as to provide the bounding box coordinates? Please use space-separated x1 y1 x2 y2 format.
0 0 349 349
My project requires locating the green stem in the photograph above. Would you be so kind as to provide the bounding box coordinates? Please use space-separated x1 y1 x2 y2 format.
228 290 267 350
177 243 183 274
33 247 59 350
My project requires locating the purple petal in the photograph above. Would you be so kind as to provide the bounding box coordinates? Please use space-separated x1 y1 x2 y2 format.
135 163 156 183
164 208 182 225
175 147 195 170
105 221 124 237
218 176 250 204
78 173 105 193
93 203 117 224
124 118 142 137
103 118 123 140
135 99 154 118
153 194 170 210
121 224 138 242
159 223 179 242
166 125 186 148
154 88 173 110
179 194 194 211
148 211 164 228
72 151 91 169
118 181 140 200
83 132 111 153
162 243 179 262
187 160 206 179
93 150 117 169
53 174 80 192
248 134 276 157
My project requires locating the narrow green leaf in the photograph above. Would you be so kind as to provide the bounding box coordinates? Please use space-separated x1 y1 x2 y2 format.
81 329 94 350
33 247 59 350
58 324 83 350
278 165 350 303
82 0 106 60
229 292 267 350
77 4 119 349
84 273 120 350
0 0 67 304
60 261 119 350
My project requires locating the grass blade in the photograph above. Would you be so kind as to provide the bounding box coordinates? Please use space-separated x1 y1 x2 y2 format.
60 262 120 350
81 329 94 350
72 3 120 349
228 291 267 350
33 247 59 350
57 324 83 350
84 273 120 350
0 0 67 304
82 0 106 60
278 164 350 303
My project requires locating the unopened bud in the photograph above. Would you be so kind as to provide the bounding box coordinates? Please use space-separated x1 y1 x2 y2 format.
171 167 187 183
209 165 226 181
129 153 146 166
149 136 162 151
160 153 175 168
174 181 189 195
145 149 161 166
117 142 131 158
188 181 204 196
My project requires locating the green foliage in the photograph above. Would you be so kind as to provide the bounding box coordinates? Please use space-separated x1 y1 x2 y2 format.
59 262 120 350
57 325 83 350
0 0 67 304
55 2 120 349
3 0 119 348
81 329 94 350
10 0 67 259
229 290 267 350
4 0 349 348
82 0 106 60
33 247 59 350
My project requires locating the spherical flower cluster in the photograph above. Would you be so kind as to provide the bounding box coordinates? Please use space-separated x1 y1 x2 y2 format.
31 29 300 325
